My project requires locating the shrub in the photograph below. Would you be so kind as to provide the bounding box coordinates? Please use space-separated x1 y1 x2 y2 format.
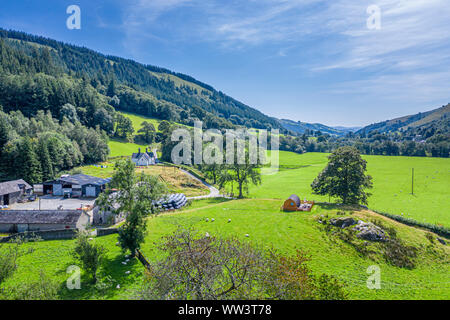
136 228 347 300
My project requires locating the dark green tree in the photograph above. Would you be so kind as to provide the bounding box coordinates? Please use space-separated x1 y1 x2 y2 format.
16 137 42 184
73 231 106 284
36 141 54 181
138 121 156 144
311 146 373 205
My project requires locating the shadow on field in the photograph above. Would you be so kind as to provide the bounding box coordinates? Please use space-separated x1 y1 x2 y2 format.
56 254 143 299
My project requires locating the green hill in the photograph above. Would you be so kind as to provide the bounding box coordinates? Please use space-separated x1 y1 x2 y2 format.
357 104 450 135
0 29 281 131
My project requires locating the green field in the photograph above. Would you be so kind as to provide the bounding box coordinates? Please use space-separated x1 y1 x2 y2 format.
108 111 186 158
240 152 450 227
2 200 448 300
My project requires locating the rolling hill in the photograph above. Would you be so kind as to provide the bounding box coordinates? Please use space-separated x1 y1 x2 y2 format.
0 28 281 131
278 119 359 136
357 104 450 135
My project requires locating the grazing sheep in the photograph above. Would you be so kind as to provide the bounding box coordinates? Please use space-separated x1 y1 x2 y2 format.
245 234 249 237
228 219 231 223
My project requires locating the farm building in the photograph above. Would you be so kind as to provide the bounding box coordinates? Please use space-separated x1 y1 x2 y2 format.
0 210 90 233
41 174 111 198
92 192 126 226
282 194 314 212
0 179 33 206
131 148 157 166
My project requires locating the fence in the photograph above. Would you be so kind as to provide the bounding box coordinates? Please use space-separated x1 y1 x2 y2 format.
136 249 151 269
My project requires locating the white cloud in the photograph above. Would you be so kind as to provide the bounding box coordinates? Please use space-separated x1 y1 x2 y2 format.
118 0 450 106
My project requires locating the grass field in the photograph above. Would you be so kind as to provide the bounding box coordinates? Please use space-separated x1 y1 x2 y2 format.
235 152 450 227
2 200 448 300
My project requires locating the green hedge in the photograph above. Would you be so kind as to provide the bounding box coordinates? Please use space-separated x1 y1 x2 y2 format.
372 210 450 239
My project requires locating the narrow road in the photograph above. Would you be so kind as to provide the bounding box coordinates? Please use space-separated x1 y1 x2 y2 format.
180 169 221 200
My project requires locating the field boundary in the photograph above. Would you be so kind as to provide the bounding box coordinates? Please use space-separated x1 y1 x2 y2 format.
371 210 450 239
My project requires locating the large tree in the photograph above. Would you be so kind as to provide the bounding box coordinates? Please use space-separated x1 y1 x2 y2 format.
224 147 261 199
311 146 373 205
98 159 167 256
138 121 156 144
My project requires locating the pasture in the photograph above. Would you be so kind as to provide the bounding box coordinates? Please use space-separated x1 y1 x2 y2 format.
240 152 450 227
2 200 448 300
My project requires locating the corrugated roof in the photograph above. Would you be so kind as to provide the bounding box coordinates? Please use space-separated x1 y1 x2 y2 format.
47 174 111 186
0 210 82 224
0 179 32 196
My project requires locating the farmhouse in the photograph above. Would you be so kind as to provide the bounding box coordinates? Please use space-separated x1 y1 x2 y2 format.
131 148 157 166
282 194 314 212
0 179 33 206
41 174 111 198
0 210 90 233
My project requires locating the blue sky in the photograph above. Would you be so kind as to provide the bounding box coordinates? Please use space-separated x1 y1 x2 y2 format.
1 0 449 126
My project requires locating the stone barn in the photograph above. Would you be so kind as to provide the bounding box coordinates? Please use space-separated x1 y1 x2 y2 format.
0 210 90 233
0 179 33 206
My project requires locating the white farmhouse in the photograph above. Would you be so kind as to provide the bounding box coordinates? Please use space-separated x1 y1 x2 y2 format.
131 148 157 166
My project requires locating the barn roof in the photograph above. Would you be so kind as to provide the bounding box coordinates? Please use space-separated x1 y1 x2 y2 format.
0 210 83 225
0 179 32 196
44 174 111 186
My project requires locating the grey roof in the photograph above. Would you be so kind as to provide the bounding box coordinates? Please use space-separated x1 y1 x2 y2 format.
0 179 32 196
0 210 83 225
46 174 111 186
131 152 155 160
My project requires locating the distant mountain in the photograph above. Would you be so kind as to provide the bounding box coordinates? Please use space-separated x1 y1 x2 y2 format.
279 119 358 136
357 104 450 134
332 126 362 133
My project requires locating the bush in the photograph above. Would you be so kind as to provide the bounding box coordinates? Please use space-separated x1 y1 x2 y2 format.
136 228 347 300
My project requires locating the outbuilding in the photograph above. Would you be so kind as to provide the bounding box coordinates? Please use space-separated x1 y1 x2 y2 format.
42 174 111 198
0 210 90 233
0 179 33 206
282 194 314 212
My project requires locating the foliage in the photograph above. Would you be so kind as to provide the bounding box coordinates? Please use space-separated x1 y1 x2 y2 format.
98 159 168 256
137 228 347 300
9 270 59 300
311 147 373 205
73 231 107 283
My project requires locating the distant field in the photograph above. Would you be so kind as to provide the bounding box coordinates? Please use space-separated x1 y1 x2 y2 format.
108 138 147 158
240 151 450 227
108 111 187 157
